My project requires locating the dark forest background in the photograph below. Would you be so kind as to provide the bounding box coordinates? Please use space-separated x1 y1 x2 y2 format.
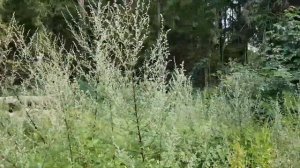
1 0 299 89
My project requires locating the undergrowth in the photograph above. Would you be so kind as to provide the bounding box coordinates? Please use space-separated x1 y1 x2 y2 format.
0 1 299 167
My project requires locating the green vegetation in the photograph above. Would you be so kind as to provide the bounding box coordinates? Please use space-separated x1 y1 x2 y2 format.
0 0 299 167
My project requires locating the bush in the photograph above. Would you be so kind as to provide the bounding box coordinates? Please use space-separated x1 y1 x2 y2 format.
0 1 299 167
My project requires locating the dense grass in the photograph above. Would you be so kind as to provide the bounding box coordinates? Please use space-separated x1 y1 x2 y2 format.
0 1 299 167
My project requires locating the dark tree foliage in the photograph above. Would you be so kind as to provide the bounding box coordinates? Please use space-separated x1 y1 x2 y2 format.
0 0 299 91
262 6 300 87
289 0 300 6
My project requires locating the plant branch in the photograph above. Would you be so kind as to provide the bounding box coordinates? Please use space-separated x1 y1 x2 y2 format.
131 71 145 162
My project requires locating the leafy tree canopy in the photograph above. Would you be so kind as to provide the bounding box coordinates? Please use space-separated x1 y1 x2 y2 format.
262 6 300 88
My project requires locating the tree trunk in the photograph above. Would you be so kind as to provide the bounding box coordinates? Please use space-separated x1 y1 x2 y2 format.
218 10 225 65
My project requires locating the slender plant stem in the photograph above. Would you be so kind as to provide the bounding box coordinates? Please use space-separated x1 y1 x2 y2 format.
25 110 46 144
61 101 74 166
131 72 145 162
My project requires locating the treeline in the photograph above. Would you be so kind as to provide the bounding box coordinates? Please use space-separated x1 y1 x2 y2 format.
0 0 299 89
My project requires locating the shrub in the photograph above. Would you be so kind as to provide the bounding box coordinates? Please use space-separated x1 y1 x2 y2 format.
0 1 299 167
